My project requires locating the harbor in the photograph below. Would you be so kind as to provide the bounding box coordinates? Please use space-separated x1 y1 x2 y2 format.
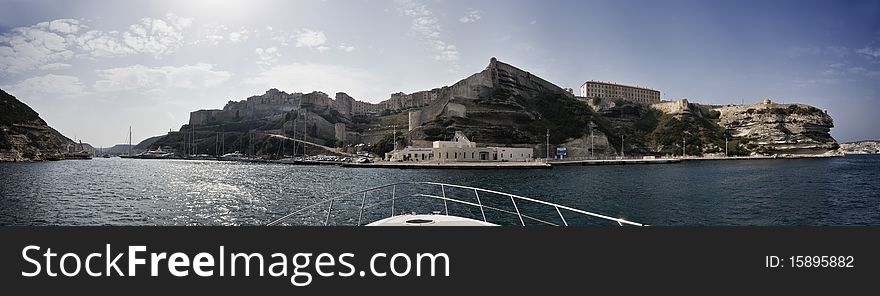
549 157 681 166
341 161 551 169
2 154 878 226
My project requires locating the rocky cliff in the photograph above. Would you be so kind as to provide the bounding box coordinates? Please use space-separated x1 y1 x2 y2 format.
408 57 601 149
161 57 839 158
839 140 880 154
0 88 82 161
713 99 838 155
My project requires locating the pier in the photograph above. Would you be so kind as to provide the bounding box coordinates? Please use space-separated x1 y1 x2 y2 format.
341 161 552 169
549 158 681 166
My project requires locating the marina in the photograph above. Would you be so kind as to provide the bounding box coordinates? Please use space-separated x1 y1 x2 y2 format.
341 161 551 169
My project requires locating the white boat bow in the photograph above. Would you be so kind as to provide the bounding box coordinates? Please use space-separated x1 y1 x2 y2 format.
267 182 645 227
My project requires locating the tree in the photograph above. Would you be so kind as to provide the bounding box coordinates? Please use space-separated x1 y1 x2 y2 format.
371 133 404 158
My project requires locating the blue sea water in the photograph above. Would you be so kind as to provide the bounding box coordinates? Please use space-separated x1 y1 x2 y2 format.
1 155 878 225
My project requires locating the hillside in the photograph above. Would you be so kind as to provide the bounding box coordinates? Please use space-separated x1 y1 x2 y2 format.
0 89 81 161
149 57 839 159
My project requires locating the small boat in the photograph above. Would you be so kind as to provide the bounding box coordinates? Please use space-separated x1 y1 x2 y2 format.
187 154 217 160
267 182 645 227
64 140 92 160
220 151 246 161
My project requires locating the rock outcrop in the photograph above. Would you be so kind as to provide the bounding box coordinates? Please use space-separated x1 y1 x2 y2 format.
406 57 611 158
0 88 86 161
839 140 880 154
713 99 838 155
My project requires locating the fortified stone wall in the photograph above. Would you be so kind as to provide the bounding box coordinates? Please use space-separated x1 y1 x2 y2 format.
445 103 467 118
334 123 346 142
334 93 354 117
408 110 422 131
490 58 572 97
651 99 690 115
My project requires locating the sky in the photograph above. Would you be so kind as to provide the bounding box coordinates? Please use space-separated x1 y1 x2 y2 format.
1 0 879 147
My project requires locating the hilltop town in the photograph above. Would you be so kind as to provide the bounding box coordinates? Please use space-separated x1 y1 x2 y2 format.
144 57 839 162
0 58 841 162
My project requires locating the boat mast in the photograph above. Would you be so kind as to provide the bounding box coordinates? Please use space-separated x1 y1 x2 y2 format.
128 126 132 156
292 111 297 157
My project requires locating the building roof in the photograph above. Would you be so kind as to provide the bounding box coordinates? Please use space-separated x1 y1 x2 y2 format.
581 80 660 93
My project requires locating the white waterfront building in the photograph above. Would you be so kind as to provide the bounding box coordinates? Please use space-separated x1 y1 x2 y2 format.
387 131 533 162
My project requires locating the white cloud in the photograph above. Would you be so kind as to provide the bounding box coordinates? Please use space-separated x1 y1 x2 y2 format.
856 47 880 61
47 19 83 34
848 67 866 74
38 63 72 70
255 47 280 65
397 0 460 63
269 28 329 52
337 44 355 52
121 13 193 57
75 30 136 57
229 30 249 43
1 13 199 73
197 23 229 45
294 29 327 48
244 63 385 101
529 20 537 25
459 8 481 23
93 63 230 92
1 74 85 99
0 20 79 73
197 23 249 45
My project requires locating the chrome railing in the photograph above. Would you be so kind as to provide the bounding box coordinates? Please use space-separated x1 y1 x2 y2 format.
267 182 645 226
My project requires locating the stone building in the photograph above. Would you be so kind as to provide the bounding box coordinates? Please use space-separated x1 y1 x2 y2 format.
387 131 533 162
580 81 660 104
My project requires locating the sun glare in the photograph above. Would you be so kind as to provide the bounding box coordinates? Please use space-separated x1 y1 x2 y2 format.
171 0 259 21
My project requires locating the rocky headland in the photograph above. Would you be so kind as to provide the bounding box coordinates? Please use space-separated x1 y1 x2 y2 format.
839 140 880 154
149 57 839 159
0 89 93 162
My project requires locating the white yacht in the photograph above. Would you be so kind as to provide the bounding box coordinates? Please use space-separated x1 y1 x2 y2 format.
268 182 645 226
135 147 174 159
220 151 246 161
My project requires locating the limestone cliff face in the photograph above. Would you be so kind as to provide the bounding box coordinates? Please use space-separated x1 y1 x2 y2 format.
713 100 838 155
165 58 840 158
0 89 78 161
839 140 880 154
408 58 600 156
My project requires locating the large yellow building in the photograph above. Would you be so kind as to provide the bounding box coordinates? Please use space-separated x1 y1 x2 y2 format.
580 81 660 104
